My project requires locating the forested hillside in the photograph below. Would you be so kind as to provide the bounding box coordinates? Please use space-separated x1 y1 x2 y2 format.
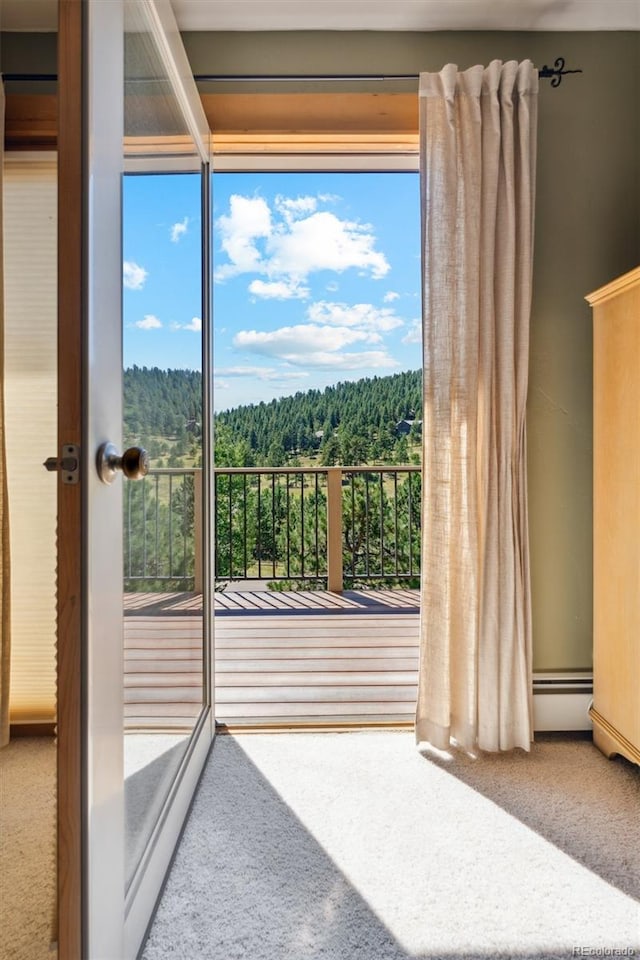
124 366 202 461
123 366 423 467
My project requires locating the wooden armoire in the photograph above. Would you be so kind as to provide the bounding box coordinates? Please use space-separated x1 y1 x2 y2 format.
586 266 640 765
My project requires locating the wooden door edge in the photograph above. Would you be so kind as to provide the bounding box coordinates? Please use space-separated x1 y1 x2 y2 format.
57 1 83 957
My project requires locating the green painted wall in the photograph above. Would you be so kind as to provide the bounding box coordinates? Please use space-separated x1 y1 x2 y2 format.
184 30 640 672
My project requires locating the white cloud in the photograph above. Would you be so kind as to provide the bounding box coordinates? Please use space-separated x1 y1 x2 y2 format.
232 323 398 370
123 260 147 290
249 279 310 301
384 291 400 303
267 211 389 280
303 351 399 371
402 319 422 344
214 365 308 382
215 195 271 280
169 317 202 333
234 324 371 358
214 194 389 285
135 314 162 330
307 301 403 334
169 316 201 332
274 195 318 223
170 217 189 243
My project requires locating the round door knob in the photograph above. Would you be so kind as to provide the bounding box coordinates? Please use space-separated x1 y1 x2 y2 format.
120 446 150 480
96 442 149 485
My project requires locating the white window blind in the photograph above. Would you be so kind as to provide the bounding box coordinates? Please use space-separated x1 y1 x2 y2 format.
3 155 57 724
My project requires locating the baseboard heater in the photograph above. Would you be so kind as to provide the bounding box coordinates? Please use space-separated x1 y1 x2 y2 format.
532 672 593 732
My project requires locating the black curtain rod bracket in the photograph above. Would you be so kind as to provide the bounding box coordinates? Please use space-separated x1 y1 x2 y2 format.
537 57 583 87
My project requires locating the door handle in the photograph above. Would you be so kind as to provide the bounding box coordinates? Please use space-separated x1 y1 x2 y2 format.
96 442 149 485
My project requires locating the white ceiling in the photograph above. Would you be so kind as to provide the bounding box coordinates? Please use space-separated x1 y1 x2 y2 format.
2 0 639 32
172 0 640 32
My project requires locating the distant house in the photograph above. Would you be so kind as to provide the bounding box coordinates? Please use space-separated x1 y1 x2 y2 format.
395 419 422 436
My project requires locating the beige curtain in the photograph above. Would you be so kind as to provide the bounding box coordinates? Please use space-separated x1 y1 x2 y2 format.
0 82 10 748
416 61 538 753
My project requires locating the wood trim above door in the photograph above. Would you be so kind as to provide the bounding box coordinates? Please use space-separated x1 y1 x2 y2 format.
202 91 418 134
5 89 419 153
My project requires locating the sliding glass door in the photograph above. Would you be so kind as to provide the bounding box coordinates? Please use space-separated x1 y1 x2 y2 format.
82 1 213 956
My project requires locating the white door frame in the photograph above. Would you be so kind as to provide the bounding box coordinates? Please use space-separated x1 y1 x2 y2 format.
83 2 126 957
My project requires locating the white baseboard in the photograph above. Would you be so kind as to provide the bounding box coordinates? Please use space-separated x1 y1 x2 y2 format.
532 672 593 732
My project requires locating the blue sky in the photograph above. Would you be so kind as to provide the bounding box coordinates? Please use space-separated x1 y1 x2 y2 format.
123 171 421 411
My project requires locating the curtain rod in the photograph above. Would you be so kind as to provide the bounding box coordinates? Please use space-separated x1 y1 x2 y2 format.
193 59 582 88
3 58 582 89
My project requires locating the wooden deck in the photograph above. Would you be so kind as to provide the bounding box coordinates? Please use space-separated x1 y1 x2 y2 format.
124 589 420 729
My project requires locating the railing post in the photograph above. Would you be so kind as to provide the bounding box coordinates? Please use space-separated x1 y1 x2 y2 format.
326 467 343 593
193 468 203 594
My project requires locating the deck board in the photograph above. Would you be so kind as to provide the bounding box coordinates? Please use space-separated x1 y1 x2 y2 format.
124 589 420 728
124 587 419 615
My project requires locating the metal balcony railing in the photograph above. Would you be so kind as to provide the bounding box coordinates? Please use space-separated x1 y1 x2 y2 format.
124 465 421 592
124 467 203 589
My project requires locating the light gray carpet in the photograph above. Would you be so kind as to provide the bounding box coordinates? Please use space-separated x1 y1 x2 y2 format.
0 737 56 960
142 732 640 960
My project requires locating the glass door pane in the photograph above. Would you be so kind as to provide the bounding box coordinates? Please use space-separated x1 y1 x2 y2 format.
122 0 211 907
123 175 204 888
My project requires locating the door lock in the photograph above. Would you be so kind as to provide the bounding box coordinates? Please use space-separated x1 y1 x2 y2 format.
43 444 80 485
